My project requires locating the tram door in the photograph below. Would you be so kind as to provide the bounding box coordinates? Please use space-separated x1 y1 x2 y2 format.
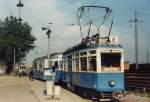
67 55 72 85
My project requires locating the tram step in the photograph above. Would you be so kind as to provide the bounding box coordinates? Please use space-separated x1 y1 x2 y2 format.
101 93 113 99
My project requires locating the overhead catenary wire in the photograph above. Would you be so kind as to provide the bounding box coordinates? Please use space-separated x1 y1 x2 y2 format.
58 0 101 39
77 6 113 40
21 3 79 41
91 0 99 5
23 6 44 26
138 12 150 15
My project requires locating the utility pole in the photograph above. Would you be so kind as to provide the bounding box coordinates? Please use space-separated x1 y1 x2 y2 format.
147 50 149 64
42 23 52 68
13 48 16 74
129 12 142 70
15 0 24 74
17 0 24 23
10 15 16 74
47 27 51 68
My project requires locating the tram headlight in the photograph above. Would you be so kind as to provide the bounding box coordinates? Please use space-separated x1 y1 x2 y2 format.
109 80 115 87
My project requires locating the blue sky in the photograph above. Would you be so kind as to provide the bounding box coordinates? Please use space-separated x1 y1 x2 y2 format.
0 0 150 65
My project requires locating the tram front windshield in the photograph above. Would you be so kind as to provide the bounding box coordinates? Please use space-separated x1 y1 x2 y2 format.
101 53 121 71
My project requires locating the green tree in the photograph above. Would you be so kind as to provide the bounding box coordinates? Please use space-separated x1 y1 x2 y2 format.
0 16 36 74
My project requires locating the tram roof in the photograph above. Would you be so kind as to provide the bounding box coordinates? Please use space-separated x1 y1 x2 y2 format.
33 52 63 62
63 43 123 54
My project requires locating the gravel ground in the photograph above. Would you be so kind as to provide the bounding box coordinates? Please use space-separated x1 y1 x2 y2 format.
120 93 150 102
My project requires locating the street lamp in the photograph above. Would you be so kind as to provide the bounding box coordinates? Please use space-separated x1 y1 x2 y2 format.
42 23 52 68
42 23 55 97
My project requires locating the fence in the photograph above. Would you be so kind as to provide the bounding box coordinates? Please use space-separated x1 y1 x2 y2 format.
125 64 150 91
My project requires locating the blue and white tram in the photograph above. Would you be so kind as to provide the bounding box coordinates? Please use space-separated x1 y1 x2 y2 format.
32 53 62 81
32 57 47 80
61 37 125 100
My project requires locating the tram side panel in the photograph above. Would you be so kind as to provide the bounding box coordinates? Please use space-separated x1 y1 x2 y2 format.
55 69 62 84
72 72 97 89
72 72 124 92
61 71 71 83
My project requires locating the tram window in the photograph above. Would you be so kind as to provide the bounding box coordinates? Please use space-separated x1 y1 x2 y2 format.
75 53 79 57
63 60 67 71
75 58 79 71
39 62 42 69
23 66 26 69
89 56 96 71
42 61 44 69
50 61 53 67
59 61 63 69
72 59 75 71
80 52 87 56
67 56 72 71
54 61 59 69
20 66 25 70
33 63 37 69
89 50 96 54
80 57 87 71
101 53 121 71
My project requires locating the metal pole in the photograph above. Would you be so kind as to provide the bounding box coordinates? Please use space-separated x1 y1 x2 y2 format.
19 6 20 18
134 12 139 70
129 12 142 70
42 24 54 97
48 35 50 68
17 0 24 22
146 50 149 64
14 47 16 74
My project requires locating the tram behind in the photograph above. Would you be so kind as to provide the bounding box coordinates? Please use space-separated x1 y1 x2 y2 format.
61 36 125 100
32 53 62 81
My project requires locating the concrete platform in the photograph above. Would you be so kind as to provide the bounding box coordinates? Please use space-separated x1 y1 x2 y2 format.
0 76 90 102
1 76 150 102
